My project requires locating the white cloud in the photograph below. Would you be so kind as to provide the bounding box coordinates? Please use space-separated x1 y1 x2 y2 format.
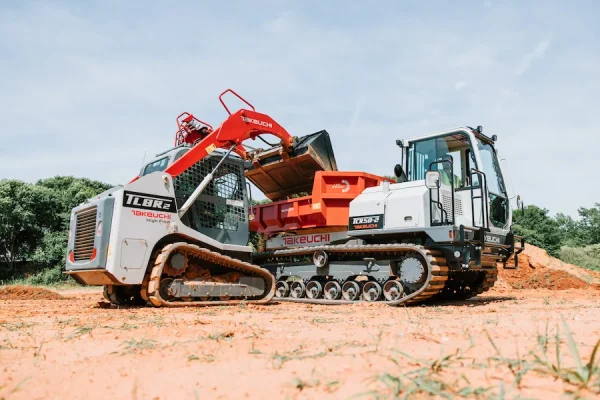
454 81 467 90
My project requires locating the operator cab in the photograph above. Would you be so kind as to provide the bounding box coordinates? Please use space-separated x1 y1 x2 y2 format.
400 126 510 231
140 145 191 177
141 146 251 246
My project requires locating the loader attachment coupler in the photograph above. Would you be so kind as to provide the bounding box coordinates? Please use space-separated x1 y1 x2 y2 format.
245 130 337 201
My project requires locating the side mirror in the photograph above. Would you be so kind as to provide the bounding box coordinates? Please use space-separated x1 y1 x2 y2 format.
425 170 441 189
394 164 404 178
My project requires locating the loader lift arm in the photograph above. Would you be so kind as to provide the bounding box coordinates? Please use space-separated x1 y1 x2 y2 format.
131 89 296 183
166 109 294 177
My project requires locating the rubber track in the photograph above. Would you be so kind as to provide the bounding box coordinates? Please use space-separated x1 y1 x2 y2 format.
144 242 275 307
255 243 448 306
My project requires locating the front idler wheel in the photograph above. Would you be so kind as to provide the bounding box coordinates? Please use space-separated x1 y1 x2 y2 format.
158 278 175 301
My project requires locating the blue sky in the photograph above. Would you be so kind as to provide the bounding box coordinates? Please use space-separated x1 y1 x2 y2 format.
1 0 599 217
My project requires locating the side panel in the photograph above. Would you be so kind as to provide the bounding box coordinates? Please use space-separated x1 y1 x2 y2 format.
384 183 428 229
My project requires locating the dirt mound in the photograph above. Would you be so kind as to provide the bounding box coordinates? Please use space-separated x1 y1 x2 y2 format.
498 245 600 290
0 285 64 300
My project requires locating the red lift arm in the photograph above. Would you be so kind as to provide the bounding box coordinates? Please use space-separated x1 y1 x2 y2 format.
167 89 295 177
131 89 337 201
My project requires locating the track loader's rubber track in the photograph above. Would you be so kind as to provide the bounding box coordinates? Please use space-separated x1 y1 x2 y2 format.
436 266 497 301
144 242 275 307
255 243 448 306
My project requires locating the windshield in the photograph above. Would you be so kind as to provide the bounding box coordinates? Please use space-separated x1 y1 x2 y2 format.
476 140 506 196
476 138 508 228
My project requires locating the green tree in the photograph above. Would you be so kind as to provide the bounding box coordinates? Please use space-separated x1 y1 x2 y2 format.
512 205 563 257
556 213 585 247
0 177 113 281
0 180 62 275
576 203 600 245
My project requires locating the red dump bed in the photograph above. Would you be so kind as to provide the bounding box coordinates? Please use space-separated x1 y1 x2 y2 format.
250 171 391 235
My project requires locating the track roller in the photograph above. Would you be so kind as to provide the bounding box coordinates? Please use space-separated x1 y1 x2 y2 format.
306 280 323 299
362 281 382 302
323 281 342 300
275 281 290 298
290 281 306 298
342 281 361 301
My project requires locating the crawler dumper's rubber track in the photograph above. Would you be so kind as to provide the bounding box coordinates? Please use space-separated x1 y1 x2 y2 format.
254 243 451 306
139 242 275 307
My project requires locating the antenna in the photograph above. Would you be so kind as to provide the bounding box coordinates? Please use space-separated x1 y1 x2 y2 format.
140 150 147 172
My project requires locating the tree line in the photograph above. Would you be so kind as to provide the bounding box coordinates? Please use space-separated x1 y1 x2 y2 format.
1 176 598 285
0 177 111 283
513 204 600 271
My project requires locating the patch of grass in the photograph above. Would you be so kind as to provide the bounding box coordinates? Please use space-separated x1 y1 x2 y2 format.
543 296 551 306
56 317 77 326
292 377 321 391
311 317 337 324
1 266 72 287
486 318 600 396
271 346 327 370
117 322 139 331
365 344 491 399
485 330 530 389
529 317 600 394
249 340 261 355
120 338 157 354
0 321 36 332
147 316 164 328
5 376 31 396
187 351 219 363
560 245 600 272
207 330 234 341
63 325 94 341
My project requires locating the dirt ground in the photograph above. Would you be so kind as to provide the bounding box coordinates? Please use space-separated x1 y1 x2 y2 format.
1 284 600 400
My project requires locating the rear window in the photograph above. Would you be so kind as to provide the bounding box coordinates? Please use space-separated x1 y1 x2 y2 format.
142 157 169 176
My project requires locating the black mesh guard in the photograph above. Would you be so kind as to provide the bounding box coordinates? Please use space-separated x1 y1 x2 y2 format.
173 153 247 234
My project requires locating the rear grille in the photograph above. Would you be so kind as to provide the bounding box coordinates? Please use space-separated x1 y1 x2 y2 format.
73 206 97 261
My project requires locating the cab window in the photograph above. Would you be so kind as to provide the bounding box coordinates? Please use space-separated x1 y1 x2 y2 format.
142 157 169 176
407 133 473 189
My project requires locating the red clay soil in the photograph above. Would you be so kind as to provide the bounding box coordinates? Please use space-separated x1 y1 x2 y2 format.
498 245 600 290
0 285 64 300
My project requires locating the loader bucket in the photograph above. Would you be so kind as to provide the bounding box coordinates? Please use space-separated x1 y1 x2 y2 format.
245 130 337 200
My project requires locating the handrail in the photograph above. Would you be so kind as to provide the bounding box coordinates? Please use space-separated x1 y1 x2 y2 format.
470 168 489 229
219 89 256 116
428 159 455 226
